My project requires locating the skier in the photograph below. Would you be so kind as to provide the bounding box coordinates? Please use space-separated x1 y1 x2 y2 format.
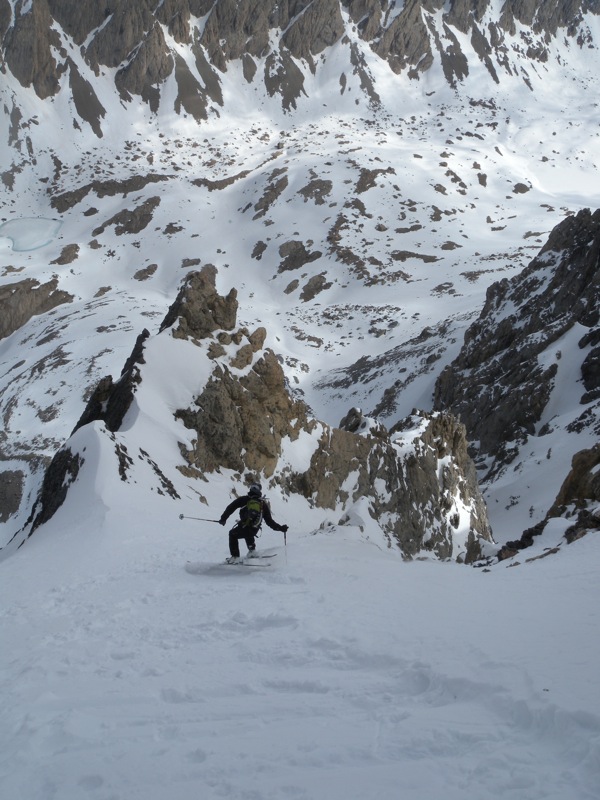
219 483 288 563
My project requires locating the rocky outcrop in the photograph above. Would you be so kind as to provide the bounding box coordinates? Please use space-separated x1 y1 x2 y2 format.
23 265 492 560
282 0 345 68
159 266 238 339
0 469 24 523
29 446 83 534
374 0 438 78
3 260 482 560
198 0 276 69
284 408 491 562
2 0 62 99
0 277 73 340
434 208 600 472
72 329 150 435
168 271 493 561
91 196 162 237
177 347 315 477
50 174 170 213
550 443 600 514
497 443 600 560
114 23 174 111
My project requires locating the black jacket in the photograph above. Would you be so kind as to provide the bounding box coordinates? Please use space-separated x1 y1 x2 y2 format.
220 495 287 532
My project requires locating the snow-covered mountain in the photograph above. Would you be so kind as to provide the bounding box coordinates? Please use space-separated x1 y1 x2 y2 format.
1 3 600 798
1 0 599 558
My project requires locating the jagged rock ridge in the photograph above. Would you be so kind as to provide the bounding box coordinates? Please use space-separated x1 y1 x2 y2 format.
1 0 597 129
0 1 599 564
26 267 493 562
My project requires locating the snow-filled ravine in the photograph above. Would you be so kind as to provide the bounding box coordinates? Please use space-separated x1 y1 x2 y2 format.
1 490 599 800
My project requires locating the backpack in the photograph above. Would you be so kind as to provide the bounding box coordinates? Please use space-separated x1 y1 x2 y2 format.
240 497 263 528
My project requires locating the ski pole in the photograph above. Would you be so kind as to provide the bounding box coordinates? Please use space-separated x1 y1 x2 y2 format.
179 513 221 522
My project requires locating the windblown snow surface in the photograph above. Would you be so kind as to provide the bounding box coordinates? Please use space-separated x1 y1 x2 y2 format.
1 485 599 800
1 9 600 800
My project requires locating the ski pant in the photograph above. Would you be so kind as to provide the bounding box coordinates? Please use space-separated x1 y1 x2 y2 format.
228 524 258 557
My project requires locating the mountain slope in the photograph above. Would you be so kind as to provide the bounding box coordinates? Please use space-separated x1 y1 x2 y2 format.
1 5 600 797
1 0 600 553
1 478 599 800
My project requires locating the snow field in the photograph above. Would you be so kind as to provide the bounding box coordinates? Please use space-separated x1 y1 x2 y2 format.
1 503 599 800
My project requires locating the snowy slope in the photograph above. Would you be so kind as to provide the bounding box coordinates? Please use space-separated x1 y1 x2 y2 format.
2 69 599 546
1 4 600 798
1 481 599 800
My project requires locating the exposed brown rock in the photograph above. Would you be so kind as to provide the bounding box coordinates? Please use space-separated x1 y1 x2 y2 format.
159 266 238 339
298 177 333 205
115 24 174 111
177 346 315 477
50 244 80 265
3 0 61 98
0 277 73 340
92 197 162 237
72 330 150 434
199 0 275 69
300 274 333 301
551 444 600 513
497 444 600 560
85 2 158 71
3 0 596 111
47 0 109 45
51 174 171 213
263 50 307 110
278 240 322 272
29 447 84 533
282 0 345 68
67 57 106 137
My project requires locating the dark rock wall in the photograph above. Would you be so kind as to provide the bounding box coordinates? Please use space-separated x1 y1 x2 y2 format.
0 277 73 340
435 209 600 471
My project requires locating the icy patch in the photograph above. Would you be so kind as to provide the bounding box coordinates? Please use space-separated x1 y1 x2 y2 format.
0 218 62 251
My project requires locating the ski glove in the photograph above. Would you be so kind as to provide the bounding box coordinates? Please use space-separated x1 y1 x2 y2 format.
281 525 289 533
219 518 226 526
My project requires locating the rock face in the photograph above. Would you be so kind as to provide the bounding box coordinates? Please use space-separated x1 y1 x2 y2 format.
497 443 600 560
159 266 238 340
0 277 73 340
434 209 600 473
28 267 493 561
432 207 600 557
281 407 491 562
1 0 596 125
72 329 150 435
29 447 83 534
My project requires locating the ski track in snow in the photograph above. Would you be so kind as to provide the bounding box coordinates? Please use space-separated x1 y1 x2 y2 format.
1 527 599 800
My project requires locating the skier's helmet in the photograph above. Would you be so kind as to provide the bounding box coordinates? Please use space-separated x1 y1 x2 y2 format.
248 483 262 498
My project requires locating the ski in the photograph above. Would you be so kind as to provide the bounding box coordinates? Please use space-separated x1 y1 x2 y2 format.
186 560 273 573
224 553 277 566
248 553 277 560
185 554 276 573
